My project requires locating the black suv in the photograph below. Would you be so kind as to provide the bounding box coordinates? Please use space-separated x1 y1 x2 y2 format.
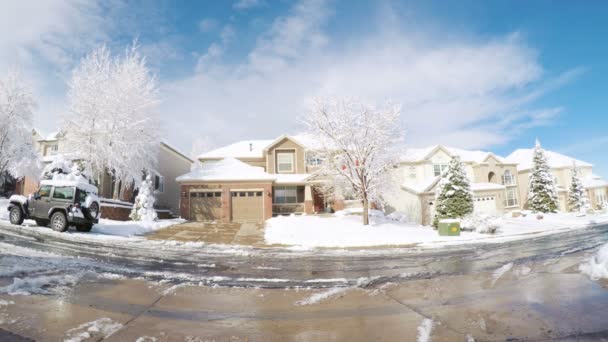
8 184 100 232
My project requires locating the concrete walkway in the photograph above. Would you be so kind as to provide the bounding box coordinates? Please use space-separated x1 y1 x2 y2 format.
145 221 266 246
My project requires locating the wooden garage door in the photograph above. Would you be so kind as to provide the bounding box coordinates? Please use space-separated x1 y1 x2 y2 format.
190 191 222 221
231 190 264 222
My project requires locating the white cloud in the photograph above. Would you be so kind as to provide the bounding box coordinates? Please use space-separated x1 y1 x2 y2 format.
199 18 219 32
161 0 578 152
233 0 264 10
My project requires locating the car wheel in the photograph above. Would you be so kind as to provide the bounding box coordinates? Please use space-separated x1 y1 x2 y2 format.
76 223 93 232
9 207 24 225
34 219 48 227
50 212 68 232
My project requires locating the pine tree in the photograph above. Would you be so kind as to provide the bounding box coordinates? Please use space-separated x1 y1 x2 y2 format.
130 175 157 222
527 140 559 213
433 156 474 227
568 162 590 213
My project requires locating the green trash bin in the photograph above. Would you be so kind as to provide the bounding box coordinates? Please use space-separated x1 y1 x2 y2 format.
438 219 461 236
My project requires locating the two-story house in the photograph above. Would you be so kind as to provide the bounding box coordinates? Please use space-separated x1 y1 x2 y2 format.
386 145 520 225
505 147 608 211
176 135 336 222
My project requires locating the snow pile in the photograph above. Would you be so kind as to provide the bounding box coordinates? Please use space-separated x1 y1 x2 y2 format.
64 318 123 342
8 195 27 204
461 214 502 234
579 243 608 280
386 211 409 222
91 218 184 237
0 300 14 306
416 318 434 342
1 274 80 295
130 175 157 222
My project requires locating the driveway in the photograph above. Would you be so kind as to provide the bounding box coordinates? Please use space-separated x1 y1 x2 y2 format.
145 221 267 246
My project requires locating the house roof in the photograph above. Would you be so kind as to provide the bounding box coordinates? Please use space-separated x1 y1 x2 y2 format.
160 140 193 163
582 175 608 189
198 140 275 159
33 128 62 142
400 145 507 164
470 182 506 191
401 177 441 194
274 174 313 185
176 158 276 182
505 148 592 172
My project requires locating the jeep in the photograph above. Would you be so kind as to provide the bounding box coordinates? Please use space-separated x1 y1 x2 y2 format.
7 182 100 232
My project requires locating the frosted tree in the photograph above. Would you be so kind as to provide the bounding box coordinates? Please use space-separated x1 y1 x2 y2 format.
568 162 590 213
0 71 40 181
432 157 474 227
527 140 559 213
303 98 403 225
130 174 157 222
62 42 160 199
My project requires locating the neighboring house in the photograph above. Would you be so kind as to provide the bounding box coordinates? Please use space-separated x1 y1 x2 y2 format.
505 148 608 211
14 129 191 216
386 145 520 226
176 135 338 222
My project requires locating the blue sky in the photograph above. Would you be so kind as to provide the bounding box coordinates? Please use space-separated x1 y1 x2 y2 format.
1 0 607 175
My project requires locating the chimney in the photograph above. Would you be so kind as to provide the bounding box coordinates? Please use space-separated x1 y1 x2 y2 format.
249 143 253 152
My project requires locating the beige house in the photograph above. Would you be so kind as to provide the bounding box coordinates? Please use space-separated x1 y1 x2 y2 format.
176 135 338 222
505 148 608 211
386 145 520 225
14 129 192 216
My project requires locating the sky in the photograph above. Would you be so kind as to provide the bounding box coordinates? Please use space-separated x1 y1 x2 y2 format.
1 0 607 175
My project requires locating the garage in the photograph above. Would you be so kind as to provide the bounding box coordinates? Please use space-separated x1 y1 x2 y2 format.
474 196 497 215
231 190 264 222
190 191 222 221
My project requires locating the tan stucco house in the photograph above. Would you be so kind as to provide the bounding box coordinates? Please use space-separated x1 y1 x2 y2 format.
385 145 520 226
505 148 608 211
176 135 338 222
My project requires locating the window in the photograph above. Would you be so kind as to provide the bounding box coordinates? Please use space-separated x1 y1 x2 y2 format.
38 185 52 198
154 174 164 193
505 188 518 207
48 144 59 155
409 166 416 179
596 190 607 207
306 152 323 166
433 164 448 177
502 170 515 186
277 152 295 173
52 187 75 200
274 186 298 204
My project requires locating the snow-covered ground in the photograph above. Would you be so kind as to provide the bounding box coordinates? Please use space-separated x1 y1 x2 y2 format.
580 242 608 280
265 209 608 248
0 198 9 221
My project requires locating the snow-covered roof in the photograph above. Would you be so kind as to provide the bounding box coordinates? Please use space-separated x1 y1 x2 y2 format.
33 128 61 142
176 158 276 182
505 149 592 172
401 177 440 194
470 182 506 191
274 174 313 184
400 145 506 164
40 175 99 194
198 140 275 159
582 175 608 189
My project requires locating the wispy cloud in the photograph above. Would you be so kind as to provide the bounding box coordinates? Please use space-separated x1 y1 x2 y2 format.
199 18 219 33
233 0 264 10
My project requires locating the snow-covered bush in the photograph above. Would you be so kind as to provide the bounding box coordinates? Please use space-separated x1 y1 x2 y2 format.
130 175 157 222
386 211 409 223
579 243 608 281
433 157 474 227
461 214 502 234
528 140 559 213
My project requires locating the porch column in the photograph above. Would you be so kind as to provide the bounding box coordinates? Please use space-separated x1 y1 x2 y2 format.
304 185 314 214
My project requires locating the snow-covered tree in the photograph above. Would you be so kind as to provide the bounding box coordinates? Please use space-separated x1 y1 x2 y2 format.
303 98 403 225
527 140 559 213
568 162 590 213
130 174 157 222
0 71 40 181
432 157 474 227
62 42 160 199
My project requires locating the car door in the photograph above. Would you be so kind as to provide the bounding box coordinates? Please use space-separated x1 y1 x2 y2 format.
30 185 53 218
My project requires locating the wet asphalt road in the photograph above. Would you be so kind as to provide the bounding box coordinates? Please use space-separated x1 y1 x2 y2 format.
1 222 607 288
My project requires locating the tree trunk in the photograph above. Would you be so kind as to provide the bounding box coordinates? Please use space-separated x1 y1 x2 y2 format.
112 180 121 200
363 196 369 226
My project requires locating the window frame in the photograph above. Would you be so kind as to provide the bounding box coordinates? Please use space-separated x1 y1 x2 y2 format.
38 185 52 198
433 164 448 177
154 174 164 193
276 151 295 173
505 187 518 207
273 186 298 204
52 186 75 201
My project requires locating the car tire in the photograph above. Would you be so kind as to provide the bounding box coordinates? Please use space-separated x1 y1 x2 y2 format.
83 202 100 220
50 211 68 232
9 207 24 226
76 223 93 232
34 219 48 227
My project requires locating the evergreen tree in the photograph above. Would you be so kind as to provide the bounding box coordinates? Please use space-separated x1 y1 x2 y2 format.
527 140 559 213
433 156 474 227
568 162 590 213
130 175 157 222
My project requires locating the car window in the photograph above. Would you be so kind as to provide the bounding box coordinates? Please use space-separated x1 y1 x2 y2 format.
39 185 52 198
52 187 75 201
77 189 87 203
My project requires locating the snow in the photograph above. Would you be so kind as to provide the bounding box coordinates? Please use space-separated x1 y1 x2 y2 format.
274 173 313 184
130 175 157 222
579 243 608 281
0 300 14 306
41 171 98 194
582 174 608 189
265 210 608 248
0 198 9 221
176 157 276 182
416 318 434 342
400 145 505 164
64 318 123 342
470 182 506 191
296 287 350 306
506 148 592 172
91 218 184 237
8 195 27 204
198 139 275 159
402 177 440 194
2 274 80 295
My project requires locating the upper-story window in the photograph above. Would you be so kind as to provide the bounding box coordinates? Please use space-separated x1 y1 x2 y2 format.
305 152 323 166
433 164 448 177
154 174 164 193
48 144 59 155
276 151 295 173
409 166 416 178
502 170 515 185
